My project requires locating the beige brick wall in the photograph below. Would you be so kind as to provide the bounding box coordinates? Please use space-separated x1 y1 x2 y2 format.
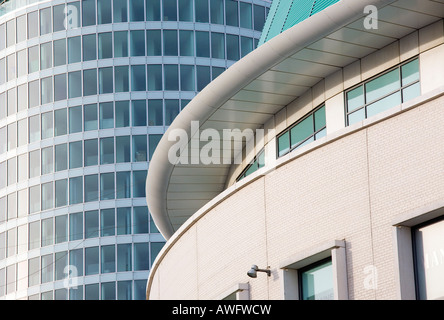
148 93 444 300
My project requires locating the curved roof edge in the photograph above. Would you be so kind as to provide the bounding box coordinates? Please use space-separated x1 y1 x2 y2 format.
146 0 397 240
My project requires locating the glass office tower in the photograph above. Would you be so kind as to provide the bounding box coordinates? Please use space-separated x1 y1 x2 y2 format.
0 0 269 300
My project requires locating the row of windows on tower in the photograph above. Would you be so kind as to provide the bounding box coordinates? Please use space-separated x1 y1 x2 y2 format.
0 206 159 254
0 30 254 85
0 0 267 49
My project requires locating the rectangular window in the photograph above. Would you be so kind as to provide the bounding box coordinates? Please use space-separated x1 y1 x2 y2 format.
69 249 83 279
101 245 115 273
115 66 129 92
83 69 97 96
82 0 96 26
41 182 54 211
54 74 67 102
55 179 68 207
240 2 252 29
179 0 193 21
69 212 83 241
147 30 161 56
130 0 145 21
41 76 53 105
226 34 239 61
100 172 115 200
85 210 99 238
146 0 161 21
83 34 97 61
40 42 52 70
29 150 40 179
253 4 265 31
53 4 66 32
41 254 54 283
99 102 114 129
68 37 81 64
28 45 39 74
84 103 98 131
277 105 326 158
55 251 68 281
165 99 179 125
210 0 223 24
40 7 52 35
132 170 147 198
225 0 238 27
195 0 209 23
41 146 53 175
346 58 420 125
98 32 112 59
116 171 131 199
6 19 15 48
55 143 68 172
131 65 146 91
101 208 115 237
84 139 98 166
117 244 132 271
133 206 148 234
41 217 54 247
147 64 162 90
97 0 112 24
117 207 131 235
241 36 253 58
196 65 210 91
17 49 27 78
69 141 82 169
29 221 40 250
149 134 162 160
68 71 82 98
16 16 26 43
180 65 195 91
54 39 67 67
54 108 67 136
100 137 114 164
41 111 53 140
163 0 177 21
17 84 27 112
134 243 149 270
28 80 39 108
300 258 334 300
148 99 163 126
163 30 178 56
132 100 147 126
114 31 128 57
211 32 225 59
7 88 16 116
69 106 82 133
69 176 83 204
116 136 131 163
179 30 194 56
115 101 130 127
85 246 99 275
132 135 147 162
28 11 38 39
84 174 99 202
164 65 179 90
55 215 68 244
113 0 128 22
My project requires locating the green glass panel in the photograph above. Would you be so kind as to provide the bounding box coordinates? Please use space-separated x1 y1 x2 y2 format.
290 115 313 148
301 260 334 300
367 91 401 118
278 131 290 157
244 162 257 178
258 150 265 168
314 106 326 131
348 108 365 126
401 59 419 86
315 128 327 140
402 82 421 102
283 0 315 31
365 69 400 103
347 86 364 112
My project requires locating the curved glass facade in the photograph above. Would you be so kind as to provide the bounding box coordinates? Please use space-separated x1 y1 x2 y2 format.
0 0 269 300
